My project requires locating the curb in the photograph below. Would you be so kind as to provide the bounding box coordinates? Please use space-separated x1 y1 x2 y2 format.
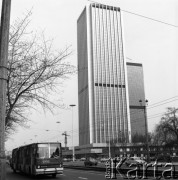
64 165 106 172
64 165 178 178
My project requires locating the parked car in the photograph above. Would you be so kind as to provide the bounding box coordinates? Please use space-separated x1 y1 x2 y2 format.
125 157 146 166
100 157 109 163
150 156 156 161
6 159 10 165
84 157 97 166
155 155 171 163
170 156 178 165
63 158 69 162
80 157 86 161
63 158 72 162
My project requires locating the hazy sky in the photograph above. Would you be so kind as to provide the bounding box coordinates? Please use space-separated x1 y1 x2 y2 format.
4 0 178 152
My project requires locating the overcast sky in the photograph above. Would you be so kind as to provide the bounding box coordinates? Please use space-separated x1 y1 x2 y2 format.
4 0 178 152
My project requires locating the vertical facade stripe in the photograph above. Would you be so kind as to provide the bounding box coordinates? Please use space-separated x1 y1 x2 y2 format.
119 9 128 142
116 9 125 142
93 4 98 143
101 4 107 143
97 5 102 143
86 4 94 143
119 10 132 142
105 5 111 144
112 8 119 142
108 6 114 141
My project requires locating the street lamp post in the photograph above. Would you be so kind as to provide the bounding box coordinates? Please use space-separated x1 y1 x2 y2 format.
70 104 76 162
56 121 60 142
108 125 111 158
108 135 111 159
34 135 38 143
139 99 150 162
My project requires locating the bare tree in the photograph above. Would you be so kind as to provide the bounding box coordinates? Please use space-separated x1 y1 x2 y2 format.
132 133 146 143
132 132 152 144
152 107 178 146
5 12 75 135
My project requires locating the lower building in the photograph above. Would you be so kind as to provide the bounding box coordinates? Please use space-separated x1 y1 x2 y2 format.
62 144 178 159
126 62 147 142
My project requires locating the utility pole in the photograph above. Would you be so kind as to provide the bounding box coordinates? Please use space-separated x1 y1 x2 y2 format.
0 0 11 179
139 99 150 163
62 131 69 150
69 104 76 162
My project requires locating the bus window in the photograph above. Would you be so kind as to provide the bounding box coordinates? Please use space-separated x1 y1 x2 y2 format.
50 144 60 158
37 144 49 158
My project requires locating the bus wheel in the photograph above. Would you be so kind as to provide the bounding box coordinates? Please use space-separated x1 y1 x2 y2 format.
52 174 57 178
13 168 16 173
29 167 31 175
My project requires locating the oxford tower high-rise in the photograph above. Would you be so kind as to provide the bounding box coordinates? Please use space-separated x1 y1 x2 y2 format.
77 3 131 146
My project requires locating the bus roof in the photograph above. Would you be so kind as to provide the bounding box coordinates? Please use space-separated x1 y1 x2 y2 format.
12 142 61 151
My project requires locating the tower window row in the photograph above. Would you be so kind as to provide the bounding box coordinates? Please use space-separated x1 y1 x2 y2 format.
95 83 125 88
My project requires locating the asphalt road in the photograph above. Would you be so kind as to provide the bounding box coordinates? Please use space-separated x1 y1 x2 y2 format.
6 165 108 180
6 164 178 180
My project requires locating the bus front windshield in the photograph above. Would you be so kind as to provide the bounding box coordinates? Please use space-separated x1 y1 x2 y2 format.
37 143 61 159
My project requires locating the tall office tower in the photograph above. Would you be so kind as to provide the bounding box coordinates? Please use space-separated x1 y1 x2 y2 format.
77 3 131 146
126 62 146 142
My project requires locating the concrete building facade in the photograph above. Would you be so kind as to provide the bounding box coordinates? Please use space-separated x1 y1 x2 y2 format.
77 3 131 146
126 62 146 141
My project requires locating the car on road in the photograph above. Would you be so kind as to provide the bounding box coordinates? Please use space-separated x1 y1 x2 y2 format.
100 157 109 163
171 156 178 165
84 157 97 166
125 157 146 166
80 157 86 161
156 155 171 163
6 159 10 165
63 158 70 162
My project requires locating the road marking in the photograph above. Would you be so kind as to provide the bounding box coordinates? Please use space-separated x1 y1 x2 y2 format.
65 168 123 178
78 177 88 180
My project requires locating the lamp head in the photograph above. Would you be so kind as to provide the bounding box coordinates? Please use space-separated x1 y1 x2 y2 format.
70 104 76 107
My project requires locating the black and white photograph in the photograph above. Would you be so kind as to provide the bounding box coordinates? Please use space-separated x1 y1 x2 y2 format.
0 0 177 179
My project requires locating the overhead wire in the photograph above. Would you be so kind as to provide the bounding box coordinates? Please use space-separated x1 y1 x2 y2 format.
26 95 178 136
87 0 178 28
121 9 178 28
147 96 178 107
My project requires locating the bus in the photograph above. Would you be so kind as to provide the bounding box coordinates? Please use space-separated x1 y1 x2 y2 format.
11 142 63 178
